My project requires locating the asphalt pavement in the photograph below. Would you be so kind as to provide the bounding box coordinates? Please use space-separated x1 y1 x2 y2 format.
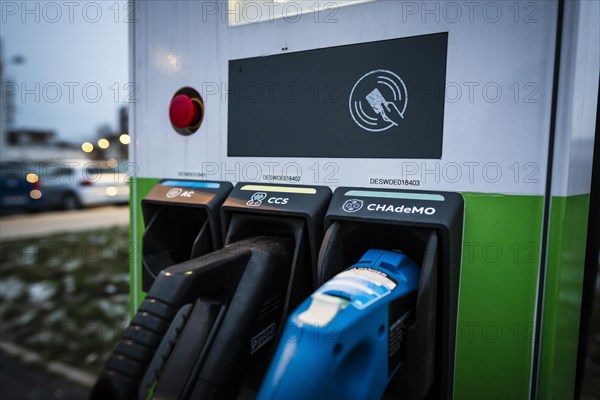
0 351 90 400
0 206 129 241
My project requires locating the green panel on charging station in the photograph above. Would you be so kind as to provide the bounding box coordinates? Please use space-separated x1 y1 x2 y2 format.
454 193 544 399
537 194 590 399
128 177 159 316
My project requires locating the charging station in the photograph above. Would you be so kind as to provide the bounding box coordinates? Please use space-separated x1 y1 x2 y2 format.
94 1 598 399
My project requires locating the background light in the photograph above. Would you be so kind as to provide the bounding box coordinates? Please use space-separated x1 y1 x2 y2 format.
119 134 131 145
98 138 110 149
81 142 94 153
26 173 39 183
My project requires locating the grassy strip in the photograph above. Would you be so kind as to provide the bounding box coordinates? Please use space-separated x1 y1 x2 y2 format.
0 226 130 375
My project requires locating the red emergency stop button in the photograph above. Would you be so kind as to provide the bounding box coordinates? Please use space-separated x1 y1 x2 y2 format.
169 94 200 129
169 88 204 135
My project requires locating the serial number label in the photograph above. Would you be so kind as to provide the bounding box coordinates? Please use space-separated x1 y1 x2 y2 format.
263 175 301 182
370 178 421 187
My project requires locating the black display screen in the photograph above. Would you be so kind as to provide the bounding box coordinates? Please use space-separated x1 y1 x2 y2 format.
228 33 447 159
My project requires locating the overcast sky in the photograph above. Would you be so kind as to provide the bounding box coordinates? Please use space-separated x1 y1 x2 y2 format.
1 1 128 143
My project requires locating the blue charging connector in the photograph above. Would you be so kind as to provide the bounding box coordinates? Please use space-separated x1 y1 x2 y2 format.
258 249 420 400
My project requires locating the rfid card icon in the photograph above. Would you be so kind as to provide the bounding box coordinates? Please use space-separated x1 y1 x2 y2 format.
343 199 364 213
349 69 408 132
247 192 268 207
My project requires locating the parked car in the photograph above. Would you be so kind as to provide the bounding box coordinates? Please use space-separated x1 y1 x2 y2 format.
0 162 44 212
0 160 129 212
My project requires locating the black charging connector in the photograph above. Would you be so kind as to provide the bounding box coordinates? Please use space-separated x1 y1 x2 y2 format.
219 183 332 395
92 236 292 400
91 182 331 400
